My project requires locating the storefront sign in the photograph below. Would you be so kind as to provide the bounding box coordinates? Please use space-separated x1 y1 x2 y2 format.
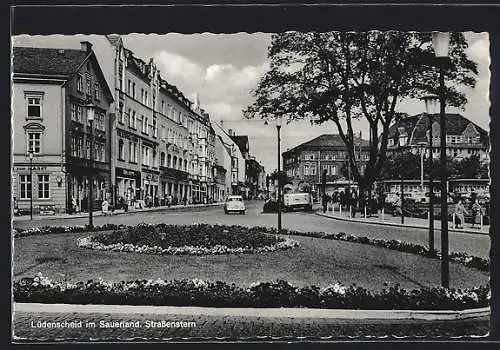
17 166 48 171
116 167 141 183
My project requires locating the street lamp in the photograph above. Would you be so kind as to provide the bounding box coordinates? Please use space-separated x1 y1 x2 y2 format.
85 102 95 229
265 116 283 234
432 31 451 288
29 150 34 220
420 93 439 255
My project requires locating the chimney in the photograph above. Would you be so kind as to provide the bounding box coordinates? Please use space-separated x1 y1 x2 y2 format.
228 129 233 136
220 120 224 130
80 41 93 53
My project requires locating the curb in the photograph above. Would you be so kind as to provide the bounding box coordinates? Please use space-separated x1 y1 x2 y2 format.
315 211 488 235
12 203 224 222
13 303 490 321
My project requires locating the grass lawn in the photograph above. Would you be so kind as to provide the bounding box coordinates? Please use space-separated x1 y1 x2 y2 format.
13 231 489 291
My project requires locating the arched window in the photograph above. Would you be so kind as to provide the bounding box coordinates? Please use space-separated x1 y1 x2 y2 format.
153 150 157 167
184 159 188 171
178 157 183 170
173 156 177 169
118 139 124 160
160 152 165 167
167 154 172 168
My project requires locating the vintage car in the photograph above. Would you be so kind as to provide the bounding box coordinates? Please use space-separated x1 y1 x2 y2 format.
224 195 246 215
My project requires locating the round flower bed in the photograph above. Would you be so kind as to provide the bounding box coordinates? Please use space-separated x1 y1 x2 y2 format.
76 223 299 255
14 273 490 311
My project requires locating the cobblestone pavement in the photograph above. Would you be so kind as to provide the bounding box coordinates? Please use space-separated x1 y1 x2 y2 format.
12 311 489 342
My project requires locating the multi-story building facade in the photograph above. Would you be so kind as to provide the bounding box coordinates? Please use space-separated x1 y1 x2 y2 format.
386 113 489 163
213 123 246 195
282 134 370 195
12 43 114 214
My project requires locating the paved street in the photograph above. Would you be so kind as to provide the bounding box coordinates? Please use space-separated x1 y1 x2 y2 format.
12 311 489 341
13 200 490 258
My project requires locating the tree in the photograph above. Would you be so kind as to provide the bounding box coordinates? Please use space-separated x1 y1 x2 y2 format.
244 32 478 201
380 151 421 180
454 154 482 179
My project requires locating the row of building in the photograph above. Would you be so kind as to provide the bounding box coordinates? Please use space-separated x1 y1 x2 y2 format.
282 113 490 198
12 35 266 214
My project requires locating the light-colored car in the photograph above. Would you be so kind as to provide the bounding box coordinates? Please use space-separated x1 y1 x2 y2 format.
224 195 246 214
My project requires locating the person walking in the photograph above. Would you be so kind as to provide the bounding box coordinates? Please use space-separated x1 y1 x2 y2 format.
454 199 468 229
471 199 482 228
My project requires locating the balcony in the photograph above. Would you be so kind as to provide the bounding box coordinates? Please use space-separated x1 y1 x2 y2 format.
160 166 189 181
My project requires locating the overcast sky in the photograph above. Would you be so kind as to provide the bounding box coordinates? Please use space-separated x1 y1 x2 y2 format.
13 32 490 173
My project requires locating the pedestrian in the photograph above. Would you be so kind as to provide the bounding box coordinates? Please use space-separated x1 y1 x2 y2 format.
322 192 328 213
101 198 111 216
167 194 172 208
471 199 482 228
454 199 468 229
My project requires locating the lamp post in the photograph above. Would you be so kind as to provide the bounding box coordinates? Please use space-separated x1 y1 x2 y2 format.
420 94 439 254
29 150 34 220
265 116 283 234
433 32 451 288
85 102 95 229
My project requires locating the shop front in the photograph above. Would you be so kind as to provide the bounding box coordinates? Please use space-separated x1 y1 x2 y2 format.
142 171 160 207
115 167 141 208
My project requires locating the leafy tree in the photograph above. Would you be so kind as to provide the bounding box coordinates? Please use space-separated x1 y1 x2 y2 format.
454 154 482 179
380 151 421 180
244 31 478 200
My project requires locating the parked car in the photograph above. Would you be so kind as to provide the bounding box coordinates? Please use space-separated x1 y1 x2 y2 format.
224 195 246 214
263 199 280 213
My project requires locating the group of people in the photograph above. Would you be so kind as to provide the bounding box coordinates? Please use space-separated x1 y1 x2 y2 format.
454 198 484 229
322 189 381 218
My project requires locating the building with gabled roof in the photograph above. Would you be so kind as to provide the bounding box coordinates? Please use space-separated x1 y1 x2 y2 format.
12 42 114 215
386 113 489 164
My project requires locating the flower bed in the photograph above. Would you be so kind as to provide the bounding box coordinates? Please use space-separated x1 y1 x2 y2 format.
76 223 299 255
13 224 489 271
14 273 489 310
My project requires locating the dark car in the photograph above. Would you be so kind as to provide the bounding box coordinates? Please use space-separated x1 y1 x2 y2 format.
263 199 281 213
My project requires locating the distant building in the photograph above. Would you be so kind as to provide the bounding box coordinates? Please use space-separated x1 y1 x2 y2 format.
282 134 370 195
386 113 489 163
12 43 114 214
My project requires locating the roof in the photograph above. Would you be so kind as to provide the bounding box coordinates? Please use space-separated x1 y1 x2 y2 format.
284 134 369 156
13 47 89 77
13 46 114 103
388 113 489 146
106 34 122 48
230 135 249 154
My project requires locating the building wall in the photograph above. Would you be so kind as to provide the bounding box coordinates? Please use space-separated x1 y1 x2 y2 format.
12 80 68 214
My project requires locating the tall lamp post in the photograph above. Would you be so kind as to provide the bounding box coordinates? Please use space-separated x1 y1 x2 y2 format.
420 94 439 254
433 32 451 288
86 102 95 229
265 116 283 234
29 150 34 220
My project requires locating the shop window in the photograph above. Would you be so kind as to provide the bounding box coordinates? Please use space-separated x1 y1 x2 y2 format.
19 174 31 199
38 174 50 199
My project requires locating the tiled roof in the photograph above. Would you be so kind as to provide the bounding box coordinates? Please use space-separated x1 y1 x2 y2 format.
388 113 489 145
13 47 89 76
230 135 249 154
285 134 369 155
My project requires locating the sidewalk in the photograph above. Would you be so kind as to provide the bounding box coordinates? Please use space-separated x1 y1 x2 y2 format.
12 202 224 222
317 207 489 235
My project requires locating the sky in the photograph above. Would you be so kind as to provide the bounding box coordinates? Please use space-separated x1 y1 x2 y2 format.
13 32 490 173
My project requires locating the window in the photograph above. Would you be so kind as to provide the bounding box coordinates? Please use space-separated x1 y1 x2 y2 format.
127 80 131 94
153 150 157 167
311 166 317 175
118 139 125 160
161 100 165 114
94 83 100 100
140 115 146 133
86 74 92 95
132 83 136 99
160 152 165 167
95 142 105 162
118 60 124 91
152 119 157 138
19 175 31 199
129 142 137 163
184 159 188 171
304 165 309 175
118 102 124 124
71 104 77 121
310 154 315 160
76 105 83 122
152 91 156 109
27 132 41 154
86 139 91 159
145 91 148 106
95 113 105 131
77 74 84 92
141 88 144 103
167 154 172 168
38 174 50 199
388 138 394 146
26 96 42 119
132 111 137 129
